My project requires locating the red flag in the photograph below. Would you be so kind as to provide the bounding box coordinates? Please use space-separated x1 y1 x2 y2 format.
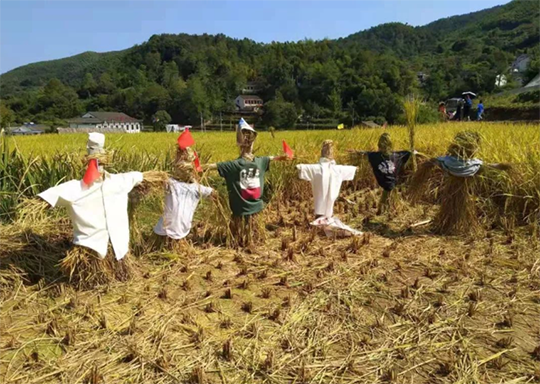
193 150 203 173
282 140 294 159
82 158 100 187
177 128 195 149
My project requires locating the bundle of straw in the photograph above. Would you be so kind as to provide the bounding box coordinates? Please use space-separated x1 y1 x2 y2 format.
135 171 169 196
434 175 480 235
408 160 443 204
403 95 421 172
230 213 265 248
60 246 135 289
409 131 487 235
84 151 113 166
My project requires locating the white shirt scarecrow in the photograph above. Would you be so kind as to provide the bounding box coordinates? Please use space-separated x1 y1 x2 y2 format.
38 133 143 260
296 140 362 237
153 129 214 240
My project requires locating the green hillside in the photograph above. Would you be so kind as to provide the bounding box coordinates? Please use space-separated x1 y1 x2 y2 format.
0 50 125 95
0 0 538 128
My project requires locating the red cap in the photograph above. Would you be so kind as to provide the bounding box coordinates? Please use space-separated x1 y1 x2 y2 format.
177 128 195 149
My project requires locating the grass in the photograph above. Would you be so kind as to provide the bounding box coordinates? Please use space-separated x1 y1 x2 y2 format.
1 122 540 383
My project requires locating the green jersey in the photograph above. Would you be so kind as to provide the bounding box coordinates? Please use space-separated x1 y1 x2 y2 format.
217 156 270 217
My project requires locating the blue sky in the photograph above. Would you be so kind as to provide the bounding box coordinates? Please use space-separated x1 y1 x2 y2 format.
0 0 509 74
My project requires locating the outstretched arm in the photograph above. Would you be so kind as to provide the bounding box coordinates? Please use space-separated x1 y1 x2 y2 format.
202 163 218 171
134 170 169 196
269 155 291 161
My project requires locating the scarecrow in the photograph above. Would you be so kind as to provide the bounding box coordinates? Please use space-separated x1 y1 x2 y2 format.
153 129 214 249
349 133 421 214
205 118 291 247
409 130 510 234
297 140 362 237
38 132 167 287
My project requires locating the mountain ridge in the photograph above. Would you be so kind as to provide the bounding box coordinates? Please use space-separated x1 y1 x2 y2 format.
1 1 525 94
0 0 537 126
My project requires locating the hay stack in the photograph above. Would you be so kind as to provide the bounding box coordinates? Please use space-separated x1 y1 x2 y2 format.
409 131 483 235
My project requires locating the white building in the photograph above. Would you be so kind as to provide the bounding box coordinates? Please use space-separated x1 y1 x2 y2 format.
10 123 47 136
495 74 507 88
235 95 263 112
511 54 530 73
166 124 192 133
67 112 141 133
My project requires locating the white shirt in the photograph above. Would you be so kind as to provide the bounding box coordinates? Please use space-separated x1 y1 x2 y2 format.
38 171 143 260
153 179 213 240
297 158 356 218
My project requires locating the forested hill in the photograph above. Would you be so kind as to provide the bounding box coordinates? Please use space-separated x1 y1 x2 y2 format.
0 0 538 128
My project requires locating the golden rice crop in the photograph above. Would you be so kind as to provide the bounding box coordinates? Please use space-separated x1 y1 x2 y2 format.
2 122 539 224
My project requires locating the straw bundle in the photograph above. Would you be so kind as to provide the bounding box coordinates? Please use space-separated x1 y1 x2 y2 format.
84 151 113 166
230 213 265 247
172 147 197 182
378 189 404 215
377 134 393 156
239 130 257 161
321 140 335 160
403 95 420 172
434 175 480 235
134 171 169 196
409 131 485 235
150 233 190 255
408 160 443 204
60 246 135 289
447 131 481 159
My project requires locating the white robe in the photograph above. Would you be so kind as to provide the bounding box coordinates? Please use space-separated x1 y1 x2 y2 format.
38 172 143 260
297 158 362 237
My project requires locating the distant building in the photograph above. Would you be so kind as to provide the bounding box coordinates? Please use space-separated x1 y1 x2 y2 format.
495 74 507 88
67 112 141 133
242 81 262 94
235 95 263 112
360 121 381 129
417 72 428 85
525 73 540 88
10 123 47 136
166 124 192 133
511 54 530 73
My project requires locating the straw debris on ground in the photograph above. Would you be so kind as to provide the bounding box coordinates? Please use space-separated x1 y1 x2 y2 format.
1 123 540 383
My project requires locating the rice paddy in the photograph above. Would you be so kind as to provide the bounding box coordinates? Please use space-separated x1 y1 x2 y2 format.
1 122 540 383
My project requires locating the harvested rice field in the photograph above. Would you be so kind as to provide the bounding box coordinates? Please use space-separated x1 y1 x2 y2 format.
1 122 540 384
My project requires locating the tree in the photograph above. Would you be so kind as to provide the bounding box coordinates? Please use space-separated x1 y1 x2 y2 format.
328 88 342 117
140 83 171 120
98 72 116 94
161 61 180 89
263 98 298 128
38 78 80 119
80 73 97 98
180 76 211 125
153 110 171 131
0 103 14 129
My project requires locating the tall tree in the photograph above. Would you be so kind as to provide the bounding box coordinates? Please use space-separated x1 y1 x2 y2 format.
0 103 15 129
153 110 172 131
